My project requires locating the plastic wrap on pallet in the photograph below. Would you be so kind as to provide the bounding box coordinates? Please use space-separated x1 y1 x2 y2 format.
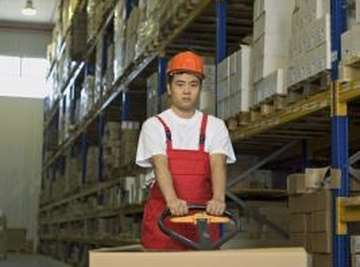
114 0 126 81
95 36 104 101
124 7 141 70
70 10 87 61
135 17 159 60
102 42 114 92
251 33 290 84
251 0 293 84
288 8 330 87
87 0 98 41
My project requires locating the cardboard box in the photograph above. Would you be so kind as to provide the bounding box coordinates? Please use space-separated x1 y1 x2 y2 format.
287 173 306 195
352 253 360 267
310 210 331 233
313 190 332 212
290 213 309 233
312 253 332 267
351 235 360 254
310 232 331 253
6 228 26 252
290 233 311 252
289 194 314 214
90 245 310 267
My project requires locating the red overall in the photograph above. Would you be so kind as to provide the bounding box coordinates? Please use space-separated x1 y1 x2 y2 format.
141 113 219 250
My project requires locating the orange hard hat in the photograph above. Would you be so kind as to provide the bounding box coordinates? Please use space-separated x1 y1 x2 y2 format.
167 51 205 80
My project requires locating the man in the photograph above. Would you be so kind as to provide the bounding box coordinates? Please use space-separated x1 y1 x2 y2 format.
136 51 236 250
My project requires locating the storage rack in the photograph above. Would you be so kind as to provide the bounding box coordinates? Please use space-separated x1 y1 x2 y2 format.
39 0 360 267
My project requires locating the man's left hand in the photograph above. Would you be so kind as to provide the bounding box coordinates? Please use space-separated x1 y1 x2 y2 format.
206 199 226 216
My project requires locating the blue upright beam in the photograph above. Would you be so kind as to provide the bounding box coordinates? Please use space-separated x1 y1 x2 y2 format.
216 0 227 64
301 140 308 171
158 57 167 113
331 116 350 267
330 0 346 80
216 0 227 236
122 92 130 120
125 0 133 20
158 57 167 96
330 0 349 266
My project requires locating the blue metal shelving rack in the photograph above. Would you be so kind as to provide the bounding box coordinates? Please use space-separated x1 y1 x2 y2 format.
330 0 350 266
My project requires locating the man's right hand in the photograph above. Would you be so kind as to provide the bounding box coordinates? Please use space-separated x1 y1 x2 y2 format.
166 198 188 216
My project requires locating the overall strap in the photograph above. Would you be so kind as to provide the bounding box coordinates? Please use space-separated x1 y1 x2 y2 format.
199 113 208 151
155 115 173 150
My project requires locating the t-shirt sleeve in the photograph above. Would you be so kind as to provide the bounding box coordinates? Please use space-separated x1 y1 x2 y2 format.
136 118 166 168
208 119 236 164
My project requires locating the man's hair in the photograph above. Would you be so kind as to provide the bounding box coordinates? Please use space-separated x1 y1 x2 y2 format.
167 72 203 86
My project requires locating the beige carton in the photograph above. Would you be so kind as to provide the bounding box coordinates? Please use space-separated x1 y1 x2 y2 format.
90 245 310 267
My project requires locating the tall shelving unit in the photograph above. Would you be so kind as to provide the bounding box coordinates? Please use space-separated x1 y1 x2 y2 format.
39 0 360 266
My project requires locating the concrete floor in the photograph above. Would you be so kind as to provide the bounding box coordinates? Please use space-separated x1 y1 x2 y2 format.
0 253 71 267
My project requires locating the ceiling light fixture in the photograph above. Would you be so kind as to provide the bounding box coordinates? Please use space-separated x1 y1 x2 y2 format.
22 0 37 16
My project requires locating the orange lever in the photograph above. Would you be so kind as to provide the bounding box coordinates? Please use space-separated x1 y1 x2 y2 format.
169 212 230 224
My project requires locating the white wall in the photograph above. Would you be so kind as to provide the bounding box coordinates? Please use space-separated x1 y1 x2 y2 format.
0 96 43 244
0 26 51 58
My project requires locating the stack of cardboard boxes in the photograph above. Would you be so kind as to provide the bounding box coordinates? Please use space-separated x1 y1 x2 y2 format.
351 236 360 267
288 0 331 87
113 0 126 81
252 0 294 105
217 46 252 120
199 58 216 115
119 121 140 168
103 122 122 180
124 7 141 70
86 146 100 185
65 153 82 194
340 0 360 80
287 168 333 267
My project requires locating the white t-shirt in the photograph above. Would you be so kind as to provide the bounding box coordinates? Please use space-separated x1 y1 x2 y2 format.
136 109 236 168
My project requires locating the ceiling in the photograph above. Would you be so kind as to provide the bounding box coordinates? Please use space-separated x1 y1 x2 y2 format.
0 0 59 29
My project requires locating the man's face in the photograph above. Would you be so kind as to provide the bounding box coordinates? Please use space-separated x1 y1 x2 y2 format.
168 72 201 113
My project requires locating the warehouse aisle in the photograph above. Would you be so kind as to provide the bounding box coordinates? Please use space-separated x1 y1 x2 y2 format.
0 253 71 267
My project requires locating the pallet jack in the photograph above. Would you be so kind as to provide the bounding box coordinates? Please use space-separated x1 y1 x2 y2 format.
158 204 240 250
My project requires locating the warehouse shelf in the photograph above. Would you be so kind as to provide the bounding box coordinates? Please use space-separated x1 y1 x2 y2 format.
40 165 141 211
40 203 144 226
39 235 140 246
230 188 287 200
42 0 224 171
339 80 360 103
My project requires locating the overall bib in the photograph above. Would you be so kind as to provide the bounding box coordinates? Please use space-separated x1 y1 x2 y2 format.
141 113 219 250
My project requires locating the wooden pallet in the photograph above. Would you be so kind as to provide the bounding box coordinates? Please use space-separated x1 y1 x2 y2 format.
225 111 252 129
339 55 360 82
250 94 287 122
287 71 331 104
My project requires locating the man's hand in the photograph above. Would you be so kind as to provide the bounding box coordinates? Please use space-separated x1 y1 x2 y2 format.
167 198 188 216
206 198 226 216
